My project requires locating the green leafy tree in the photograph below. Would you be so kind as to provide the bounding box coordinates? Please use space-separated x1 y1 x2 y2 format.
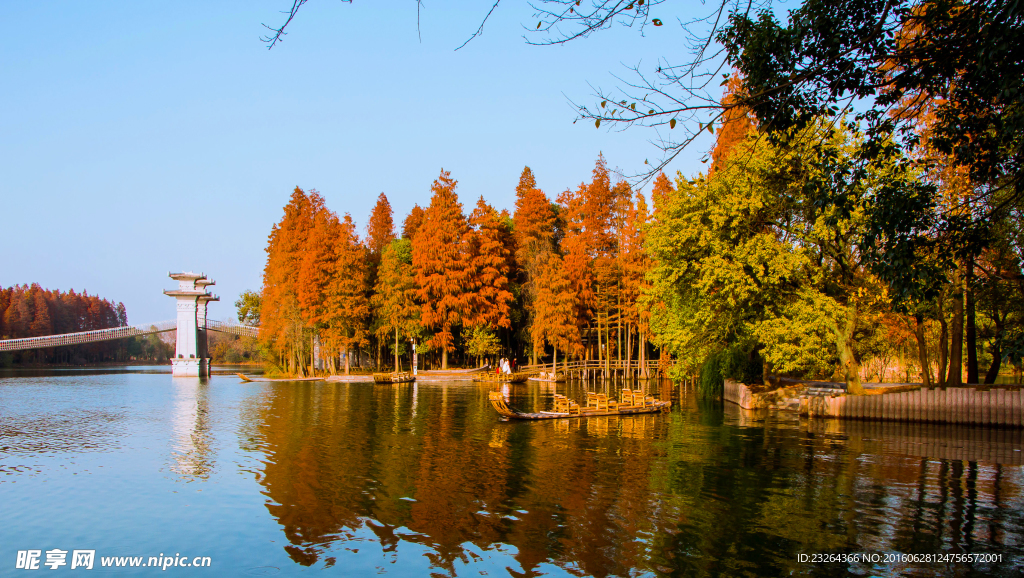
647 122 902 393
372 239 422 372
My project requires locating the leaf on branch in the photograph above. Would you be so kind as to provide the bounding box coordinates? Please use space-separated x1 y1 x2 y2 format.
630 103 636 111
601 101 607 108
707 123 714 134
648 109 654 114
652 18 663 26
537 21 543 29
595 119 601 128
670 118 676 129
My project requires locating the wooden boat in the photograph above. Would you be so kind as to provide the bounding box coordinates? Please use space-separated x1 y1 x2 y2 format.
474 371 529 384
489 388 670 420
527 371 565 383
236 373 325 382
372 372 416 384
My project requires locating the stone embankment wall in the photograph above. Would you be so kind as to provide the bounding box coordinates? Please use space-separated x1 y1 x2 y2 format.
724 379 1023 427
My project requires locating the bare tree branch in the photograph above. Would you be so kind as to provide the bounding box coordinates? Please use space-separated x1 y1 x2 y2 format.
456 0 504 50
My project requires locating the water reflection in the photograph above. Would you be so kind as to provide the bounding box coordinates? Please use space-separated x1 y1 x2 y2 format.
243 381 1024 576
169 378 214 481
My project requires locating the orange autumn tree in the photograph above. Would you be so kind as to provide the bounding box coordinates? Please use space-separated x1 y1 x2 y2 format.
402 204 425 241
621 192 652 376
532 252 580 373
366 193 397 258
297 191 341 373
412 170 475 369
365 192 397 366
512 166 556 363
262 186 316 375
467 197 515 327
465 197 515 360
710 73 756 171
558 182 596 363
650 171 675 219
323 214 371 375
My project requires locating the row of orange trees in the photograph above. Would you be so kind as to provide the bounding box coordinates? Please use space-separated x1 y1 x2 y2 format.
0 284 149 364
258 155 660 375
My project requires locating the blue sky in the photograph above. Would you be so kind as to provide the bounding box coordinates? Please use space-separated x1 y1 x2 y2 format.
2 1 715 324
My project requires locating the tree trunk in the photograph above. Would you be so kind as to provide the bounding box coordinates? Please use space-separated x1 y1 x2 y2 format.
835 303 865 395
394 328 400 373
344 346 350 375
914 313 932 388
984 314 1005 384
626 323 632 377
552 343 557 375
938 292 949 388
947 273 964 387
966 261 978 383
442 347 448 370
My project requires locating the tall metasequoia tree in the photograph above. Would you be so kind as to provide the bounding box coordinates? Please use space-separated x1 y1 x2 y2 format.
710 74 755 171
297 191 338 335
365 192 397 368
402 204 426 241
324 214 371 375
650 171 675 218
466 197 515 331
513 166 556 364
366 193 396 257
559 154 624 370
262 187 315 375
412 170 474 369
372 238 420 372
532 252 581 373
558 183 596 361
621 192 652 376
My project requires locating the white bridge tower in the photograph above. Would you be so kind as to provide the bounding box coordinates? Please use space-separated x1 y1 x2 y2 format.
164 272 220 377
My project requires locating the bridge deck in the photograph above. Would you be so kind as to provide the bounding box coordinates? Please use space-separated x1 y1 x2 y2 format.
0 319 258 352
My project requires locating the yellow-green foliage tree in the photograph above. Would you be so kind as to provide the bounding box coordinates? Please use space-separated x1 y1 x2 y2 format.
372 238 420 372
646 122 904 394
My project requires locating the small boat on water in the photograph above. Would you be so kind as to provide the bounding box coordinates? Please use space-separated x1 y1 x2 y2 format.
236 373 324 382
527 371 565 383
372 372 416 384
489 388 671 420
474 372 529 384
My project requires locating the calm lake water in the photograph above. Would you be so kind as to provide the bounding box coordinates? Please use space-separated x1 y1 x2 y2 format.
1 366 1022 577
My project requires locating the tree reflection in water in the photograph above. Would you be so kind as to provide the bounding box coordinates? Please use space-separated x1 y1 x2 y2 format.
245 380 1024 577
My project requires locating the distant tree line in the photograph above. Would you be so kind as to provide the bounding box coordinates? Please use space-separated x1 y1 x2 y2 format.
0 283 172 365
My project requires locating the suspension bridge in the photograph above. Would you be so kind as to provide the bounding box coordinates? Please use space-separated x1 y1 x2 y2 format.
0 272 259 377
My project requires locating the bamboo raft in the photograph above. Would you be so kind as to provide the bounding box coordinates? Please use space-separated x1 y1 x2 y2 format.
474 371 530 384
489 388 671 420
373 372 416 384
